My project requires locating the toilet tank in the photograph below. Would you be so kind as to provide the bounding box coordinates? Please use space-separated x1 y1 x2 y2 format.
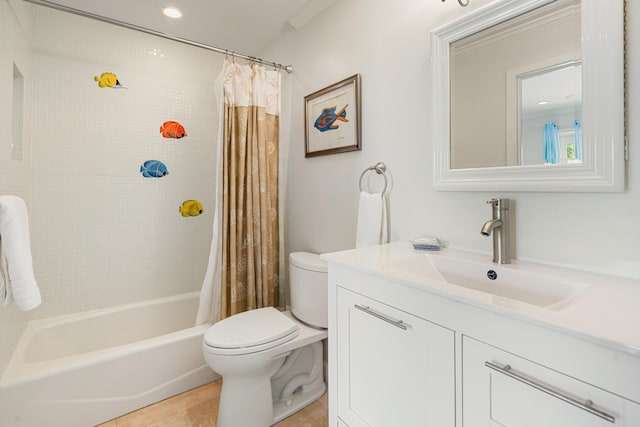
289 252 328 328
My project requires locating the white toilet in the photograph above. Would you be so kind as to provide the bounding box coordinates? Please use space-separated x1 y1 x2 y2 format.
202 252 328 427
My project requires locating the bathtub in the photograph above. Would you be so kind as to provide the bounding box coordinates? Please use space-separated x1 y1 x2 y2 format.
0 291 218 427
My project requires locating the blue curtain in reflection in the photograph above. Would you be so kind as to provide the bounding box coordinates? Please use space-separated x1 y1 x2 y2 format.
544 122 560 164
574 119 582 161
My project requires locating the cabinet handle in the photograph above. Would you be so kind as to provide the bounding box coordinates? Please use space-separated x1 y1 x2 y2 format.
354 304 408 330
485 361 615 424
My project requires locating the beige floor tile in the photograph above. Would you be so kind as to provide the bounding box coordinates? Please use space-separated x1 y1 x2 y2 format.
98 379 327 427
185 397 219 427
275 392 328 427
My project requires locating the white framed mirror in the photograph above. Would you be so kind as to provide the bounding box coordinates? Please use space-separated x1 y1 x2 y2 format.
431 0 625 192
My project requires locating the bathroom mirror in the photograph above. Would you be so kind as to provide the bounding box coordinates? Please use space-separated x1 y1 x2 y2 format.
431 0 625 192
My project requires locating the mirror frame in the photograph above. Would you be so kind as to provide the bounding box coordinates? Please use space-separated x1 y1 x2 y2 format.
431 0 625 192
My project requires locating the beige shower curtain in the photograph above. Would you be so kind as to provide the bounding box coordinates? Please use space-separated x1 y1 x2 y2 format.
218 61 281 318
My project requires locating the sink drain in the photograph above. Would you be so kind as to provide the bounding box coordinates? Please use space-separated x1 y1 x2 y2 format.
487 270 498 280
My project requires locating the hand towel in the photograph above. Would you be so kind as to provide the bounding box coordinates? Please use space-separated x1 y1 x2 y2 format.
381 193 389 245
0 245 11 305
356 191 386 248
0 195 41 311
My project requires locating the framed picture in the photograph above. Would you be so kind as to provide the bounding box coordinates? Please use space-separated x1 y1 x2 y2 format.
304 74 361 157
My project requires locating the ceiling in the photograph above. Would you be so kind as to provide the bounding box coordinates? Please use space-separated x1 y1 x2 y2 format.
521 64 582 115
29 0 334 56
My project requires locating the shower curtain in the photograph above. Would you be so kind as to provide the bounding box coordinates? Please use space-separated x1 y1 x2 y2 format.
574 119 582 161
196 60 282 324
543 122 560 164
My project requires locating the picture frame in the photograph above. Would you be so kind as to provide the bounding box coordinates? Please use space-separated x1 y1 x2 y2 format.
304 74 361 157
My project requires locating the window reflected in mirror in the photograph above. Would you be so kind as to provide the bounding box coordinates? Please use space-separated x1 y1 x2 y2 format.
519 62 582 166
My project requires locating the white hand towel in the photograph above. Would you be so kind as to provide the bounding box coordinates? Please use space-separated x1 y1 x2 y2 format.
0 195 41 311
356 191 385 248
0 245 10 305
381 193 389 245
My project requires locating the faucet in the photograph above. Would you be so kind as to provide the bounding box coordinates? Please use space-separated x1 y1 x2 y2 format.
481 198 511 264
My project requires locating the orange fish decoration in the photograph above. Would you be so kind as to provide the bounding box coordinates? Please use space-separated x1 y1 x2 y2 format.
160 121 187 139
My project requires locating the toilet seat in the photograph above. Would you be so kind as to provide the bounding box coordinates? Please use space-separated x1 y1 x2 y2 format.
204 307 299 356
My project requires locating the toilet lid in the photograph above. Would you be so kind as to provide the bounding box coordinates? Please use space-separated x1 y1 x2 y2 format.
204 307 298 355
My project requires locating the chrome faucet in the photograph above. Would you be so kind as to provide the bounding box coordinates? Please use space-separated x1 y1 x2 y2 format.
481 198 511 264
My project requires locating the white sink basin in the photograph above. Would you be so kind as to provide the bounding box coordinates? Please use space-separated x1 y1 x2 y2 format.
424 252 586 309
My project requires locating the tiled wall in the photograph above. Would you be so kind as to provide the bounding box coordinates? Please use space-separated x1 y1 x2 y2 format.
0 0 33 205
0 0 35 376
27 6 221 319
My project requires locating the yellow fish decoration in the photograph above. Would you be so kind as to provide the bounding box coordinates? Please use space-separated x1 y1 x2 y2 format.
94 72 126 89
179 200 204 217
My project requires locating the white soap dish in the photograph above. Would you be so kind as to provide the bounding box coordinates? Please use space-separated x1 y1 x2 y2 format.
410 237 441 251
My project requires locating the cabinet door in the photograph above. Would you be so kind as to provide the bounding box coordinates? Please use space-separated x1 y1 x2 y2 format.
462 336 640 427
336 287 455 427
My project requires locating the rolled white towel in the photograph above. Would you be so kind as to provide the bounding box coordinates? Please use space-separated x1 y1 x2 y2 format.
0 195 41 311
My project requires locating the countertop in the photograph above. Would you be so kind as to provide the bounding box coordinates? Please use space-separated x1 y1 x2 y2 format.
322 241 640 356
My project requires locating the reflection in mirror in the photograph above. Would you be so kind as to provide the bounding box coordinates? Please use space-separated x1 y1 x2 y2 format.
518 62 582 166
431 0 625 192
450 0 580 170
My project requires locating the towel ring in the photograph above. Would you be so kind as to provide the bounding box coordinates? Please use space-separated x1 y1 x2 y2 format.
359 162 388 195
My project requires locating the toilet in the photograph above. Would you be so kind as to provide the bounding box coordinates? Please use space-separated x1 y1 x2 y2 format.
202 252 328 427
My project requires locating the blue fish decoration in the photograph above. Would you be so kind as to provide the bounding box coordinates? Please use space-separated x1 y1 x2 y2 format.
140 160 169 178
314 104 348 132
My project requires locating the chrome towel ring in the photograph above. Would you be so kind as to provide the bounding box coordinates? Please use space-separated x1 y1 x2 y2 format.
359 162 388 195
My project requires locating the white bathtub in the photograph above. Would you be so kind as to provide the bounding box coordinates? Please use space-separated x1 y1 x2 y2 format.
0 292 218 427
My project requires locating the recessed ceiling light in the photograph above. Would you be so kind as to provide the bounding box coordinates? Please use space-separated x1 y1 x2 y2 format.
162 6 183 19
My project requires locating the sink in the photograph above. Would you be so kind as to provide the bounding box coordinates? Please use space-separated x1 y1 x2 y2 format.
422 252 586 309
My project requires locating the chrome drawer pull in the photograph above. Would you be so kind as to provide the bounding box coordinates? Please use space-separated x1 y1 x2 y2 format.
485 361 615 424
354 304 408 330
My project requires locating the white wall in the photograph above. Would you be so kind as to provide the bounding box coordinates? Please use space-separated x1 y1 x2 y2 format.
272 0 640 281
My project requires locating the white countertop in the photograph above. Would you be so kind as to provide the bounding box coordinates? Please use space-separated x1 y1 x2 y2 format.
322 241 640 356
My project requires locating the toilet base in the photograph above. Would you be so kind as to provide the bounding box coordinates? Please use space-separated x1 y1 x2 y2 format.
273 380 325 424
215 344 326 427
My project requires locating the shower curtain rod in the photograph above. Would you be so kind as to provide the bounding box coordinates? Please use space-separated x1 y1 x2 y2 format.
23 0 294 73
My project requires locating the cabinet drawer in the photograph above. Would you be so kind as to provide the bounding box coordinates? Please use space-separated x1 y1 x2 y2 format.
462 336 640 426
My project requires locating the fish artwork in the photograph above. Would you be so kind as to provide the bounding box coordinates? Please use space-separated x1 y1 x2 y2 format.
94 72 126 89
140 160 169 178
313 104 348 132
179 200 204 217
160 121 187 139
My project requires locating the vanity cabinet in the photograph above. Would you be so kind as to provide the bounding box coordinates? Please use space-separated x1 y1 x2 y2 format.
336 287 455 427
327 248 640 427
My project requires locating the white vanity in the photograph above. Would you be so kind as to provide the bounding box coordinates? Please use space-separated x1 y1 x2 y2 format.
323 242 640 426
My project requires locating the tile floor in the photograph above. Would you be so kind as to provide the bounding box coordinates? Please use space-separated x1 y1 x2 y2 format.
97 379 328 427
